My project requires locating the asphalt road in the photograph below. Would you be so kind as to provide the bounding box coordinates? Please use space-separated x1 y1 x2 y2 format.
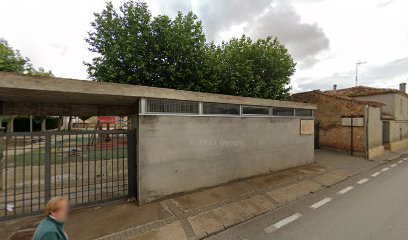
208 157 408 240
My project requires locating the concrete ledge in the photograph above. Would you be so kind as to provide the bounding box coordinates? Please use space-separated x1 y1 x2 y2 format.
0 72 316 109
368 145 385 159
387 139 408 151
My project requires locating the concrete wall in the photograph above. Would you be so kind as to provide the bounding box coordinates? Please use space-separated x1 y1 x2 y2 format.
367 106 383 149
394 94 408 120
366 106 384 159
355 94 396 116
137 115 314 204
356 93 408 146
392 95 408 141
388 120 408 145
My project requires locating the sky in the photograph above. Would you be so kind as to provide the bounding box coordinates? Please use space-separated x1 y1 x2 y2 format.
0 0 407 93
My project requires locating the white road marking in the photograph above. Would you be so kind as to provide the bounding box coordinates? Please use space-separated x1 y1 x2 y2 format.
391 164 397 167
337 186 354 195
264 213 303 233
310 197 332 209
372 172 381 177
399 160 403 163
357 178 369 184
381 167 390 172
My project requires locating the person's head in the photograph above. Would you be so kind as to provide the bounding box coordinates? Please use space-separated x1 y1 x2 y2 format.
44 196 70 222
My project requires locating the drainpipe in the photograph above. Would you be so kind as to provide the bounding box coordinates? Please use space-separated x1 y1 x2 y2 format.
351 116 354 156
365 105 369 160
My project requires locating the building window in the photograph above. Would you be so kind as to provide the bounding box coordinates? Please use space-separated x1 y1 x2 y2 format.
295 109 314 117
203 103 240 115
146 99 199 114
242 106 270 115
273 107 294 116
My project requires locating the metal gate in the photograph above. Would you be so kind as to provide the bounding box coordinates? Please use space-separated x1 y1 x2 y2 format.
0 129 136 220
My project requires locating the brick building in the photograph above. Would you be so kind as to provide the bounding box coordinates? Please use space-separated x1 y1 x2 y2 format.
326 84 408 151
292 90 385 159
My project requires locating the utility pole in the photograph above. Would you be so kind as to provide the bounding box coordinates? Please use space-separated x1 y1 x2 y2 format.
355 61 367 86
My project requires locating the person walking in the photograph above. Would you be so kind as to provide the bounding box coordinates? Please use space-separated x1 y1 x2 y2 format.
32 196 70 240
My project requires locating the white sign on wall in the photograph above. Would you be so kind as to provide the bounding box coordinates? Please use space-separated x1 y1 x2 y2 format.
300 119 314 135
341 117 364 127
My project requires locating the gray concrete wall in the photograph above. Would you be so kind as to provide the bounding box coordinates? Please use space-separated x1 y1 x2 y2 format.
366 106 383 149
356 93 408 144
355 94 396 116
389 120 408 142
394 94 408 120
137 115 314 204
392 95 408 142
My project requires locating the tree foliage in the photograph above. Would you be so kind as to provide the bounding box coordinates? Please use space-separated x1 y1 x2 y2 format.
211 36 296 99
0 38 53 77
86 0 296 100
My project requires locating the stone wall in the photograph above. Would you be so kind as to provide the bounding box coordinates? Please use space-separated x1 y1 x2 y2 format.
292 92 367 153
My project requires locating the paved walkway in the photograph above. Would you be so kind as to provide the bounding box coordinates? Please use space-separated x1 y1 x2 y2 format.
2 149 406 240
207 153 408 240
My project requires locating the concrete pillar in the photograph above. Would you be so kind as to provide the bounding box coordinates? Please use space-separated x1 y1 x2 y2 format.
7 116 14 133
6 116 14 143
30 115 33 132
41 117 46 132
68 116 72 131
128 114 139 202
0 127 4 191
58 116 62 131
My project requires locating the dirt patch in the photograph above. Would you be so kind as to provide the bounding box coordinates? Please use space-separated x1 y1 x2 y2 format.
65 201 173 240
8 229 35 240
0 216 42 240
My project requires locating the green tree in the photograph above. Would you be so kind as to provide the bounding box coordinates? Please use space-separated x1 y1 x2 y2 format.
0 39 53 132
0 38 53 76
86 0 296 100
0 39 28 73
86 1 208 91
26 65 54 77
149 12 208 91
214 36 295 100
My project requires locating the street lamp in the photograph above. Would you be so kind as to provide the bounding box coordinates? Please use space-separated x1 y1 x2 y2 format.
355 61 367 86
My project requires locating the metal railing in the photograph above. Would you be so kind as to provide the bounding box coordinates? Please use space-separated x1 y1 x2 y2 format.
0 129 135 220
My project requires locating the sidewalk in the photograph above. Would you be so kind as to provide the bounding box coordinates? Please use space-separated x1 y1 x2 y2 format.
3 149 406 240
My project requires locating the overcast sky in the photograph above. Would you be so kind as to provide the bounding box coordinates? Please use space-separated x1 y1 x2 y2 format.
0 0 407 93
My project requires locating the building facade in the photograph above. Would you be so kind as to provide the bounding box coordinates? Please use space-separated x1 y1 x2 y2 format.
292 90 385 159
326 85 408 151
0 72 316 205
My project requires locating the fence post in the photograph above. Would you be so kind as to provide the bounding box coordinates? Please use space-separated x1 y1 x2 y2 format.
44 132 52 203
127 130 137 200
0 127 4 191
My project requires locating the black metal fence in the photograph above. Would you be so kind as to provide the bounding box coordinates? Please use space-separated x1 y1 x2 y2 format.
0 129 135 220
